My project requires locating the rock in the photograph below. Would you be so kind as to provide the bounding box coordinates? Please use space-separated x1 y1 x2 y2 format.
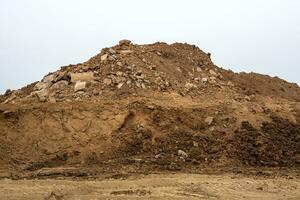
34 89 48 102
70 72 94 83
116 61 123 67
120 50 134 54
209 70 217 76
178 150 188 159
185 83 197 90
196 67 202 72
205 116 214 125
34 81 52 91
3 94 17 104
109 48 116 54
117 83 124 89
245 96 251 101
157 51 162 56
119 39 131 46
74 81 86 92
201 77 208 83
227 81 234 87
50 80 69 90
42 74 56 83
103 78 112 85
193 141 199 147
101 54 108 61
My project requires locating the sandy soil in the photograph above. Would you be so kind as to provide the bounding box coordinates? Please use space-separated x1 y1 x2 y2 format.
0 173 299 200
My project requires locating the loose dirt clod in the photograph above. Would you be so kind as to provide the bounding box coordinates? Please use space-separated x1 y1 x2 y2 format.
0 40 299 179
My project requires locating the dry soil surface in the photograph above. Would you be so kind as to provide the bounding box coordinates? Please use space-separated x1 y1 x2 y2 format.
1 173 300 200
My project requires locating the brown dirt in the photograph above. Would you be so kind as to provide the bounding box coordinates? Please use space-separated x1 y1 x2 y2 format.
0 40 299 199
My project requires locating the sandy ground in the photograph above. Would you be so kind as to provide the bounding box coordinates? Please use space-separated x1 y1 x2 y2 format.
0 173 299 200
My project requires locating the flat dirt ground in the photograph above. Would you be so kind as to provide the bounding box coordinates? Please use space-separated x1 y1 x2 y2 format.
0 173 299 200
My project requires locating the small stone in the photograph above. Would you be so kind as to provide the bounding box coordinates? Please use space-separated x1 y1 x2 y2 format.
109 48 116 54
209 70 217 76
120 50 134 54
103 78 112 85
205 117 214 125
245 96 251 101
141 83 146 89
193 141 199 147
116 61 123 67
201 78 208 83
101 54 108 61
178 150 188 159
116 71 123 76
119 39 131 46
196 67 202 72
157 51 162 56
117 83 124 89
185 83 197 90
74 81 86 92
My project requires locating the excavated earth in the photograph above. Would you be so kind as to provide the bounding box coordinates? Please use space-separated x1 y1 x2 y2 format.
0 40 299 199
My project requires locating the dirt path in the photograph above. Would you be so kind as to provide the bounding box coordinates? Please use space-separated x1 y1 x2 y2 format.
0 173 299 200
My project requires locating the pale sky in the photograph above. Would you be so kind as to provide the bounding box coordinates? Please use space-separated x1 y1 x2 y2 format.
0 0 299 94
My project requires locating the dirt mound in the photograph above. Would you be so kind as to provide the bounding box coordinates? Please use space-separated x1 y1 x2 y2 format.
0 40 299 178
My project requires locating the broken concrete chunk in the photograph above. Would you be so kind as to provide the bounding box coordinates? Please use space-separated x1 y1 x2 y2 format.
70 72 94 83
74 81 86 92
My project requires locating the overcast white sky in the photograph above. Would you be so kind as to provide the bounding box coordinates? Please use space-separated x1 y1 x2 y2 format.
0 0 299 94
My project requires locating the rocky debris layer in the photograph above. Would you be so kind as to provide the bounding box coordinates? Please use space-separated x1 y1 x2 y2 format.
0 40 232 104
1 40 300 104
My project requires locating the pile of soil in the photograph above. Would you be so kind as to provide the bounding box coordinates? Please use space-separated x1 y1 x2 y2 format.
0 40 299 178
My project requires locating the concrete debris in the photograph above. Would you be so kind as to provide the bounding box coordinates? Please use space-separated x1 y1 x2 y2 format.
74 81 86 92
71 72 94 83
